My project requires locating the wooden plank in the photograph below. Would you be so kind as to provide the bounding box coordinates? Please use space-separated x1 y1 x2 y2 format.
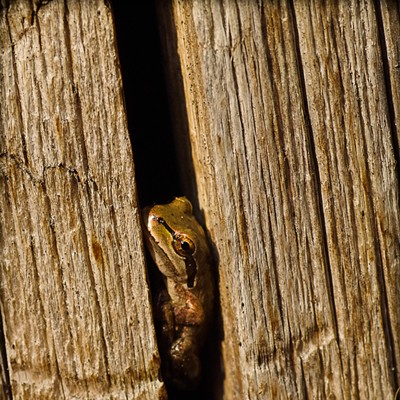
0 1 165 398
379 5 400 377
159 0 400 398
295 1 400 397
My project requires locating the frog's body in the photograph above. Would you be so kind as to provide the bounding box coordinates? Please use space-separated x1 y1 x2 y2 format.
142 197 213 391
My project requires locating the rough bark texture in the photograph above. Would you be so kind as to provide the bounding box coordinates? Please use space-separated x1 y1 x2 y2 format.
159 1 400 399
0 0 164 398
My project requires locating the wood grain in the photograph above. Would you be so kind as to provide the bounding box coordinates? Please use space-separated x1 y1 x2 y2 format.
295 2 400 398
380 5 400 381
0 1 164 398
159 0 400 398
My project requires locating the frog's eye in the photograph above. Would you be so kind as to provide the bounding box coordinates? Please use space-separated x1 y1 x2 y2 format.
173 234 195 257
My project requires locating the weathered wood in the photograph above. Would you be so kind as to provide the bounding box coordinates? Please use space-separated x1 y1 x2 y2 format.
0 0 164 398
295 2 400 398
380 7 400 380
159 0 400 398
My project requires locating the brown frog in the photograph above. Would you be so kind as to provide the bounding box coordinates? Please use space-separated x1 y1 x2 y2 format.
142 197 213 391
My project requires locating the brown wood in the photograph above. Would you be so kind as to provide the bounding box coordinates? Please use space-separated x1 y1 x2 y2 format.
2 0 400 398
158 0 400 398
380 4 400 379
0 1 164 398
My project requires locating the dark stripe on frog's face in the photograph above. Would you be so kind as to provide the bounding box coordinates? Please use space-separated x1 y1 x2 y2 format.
153 216 197 288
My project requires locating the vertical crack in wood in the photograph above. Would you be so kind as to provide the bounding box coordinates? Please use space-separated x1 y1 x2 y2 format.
368 0 399 391
0 252 12 399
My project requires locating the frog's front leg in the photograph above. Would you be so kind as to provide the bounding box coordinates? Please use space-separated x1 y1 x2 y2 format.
168 328 201 390
155 288 175 347
163 282 206 390
155 286 203 389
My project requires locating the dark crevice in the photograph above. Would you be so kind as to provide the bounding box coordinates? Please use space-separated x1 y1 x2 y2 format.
112 2 219 399
0 314 12 399
112 1 180 208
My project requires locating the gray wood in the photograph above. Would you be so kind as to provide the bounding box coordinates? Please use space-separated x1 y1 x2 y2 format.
159 0 400 398
0 0 164 398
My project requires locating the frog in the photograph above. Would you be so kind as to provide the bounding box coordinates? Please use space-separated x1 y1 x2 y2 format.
142 197 213 391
